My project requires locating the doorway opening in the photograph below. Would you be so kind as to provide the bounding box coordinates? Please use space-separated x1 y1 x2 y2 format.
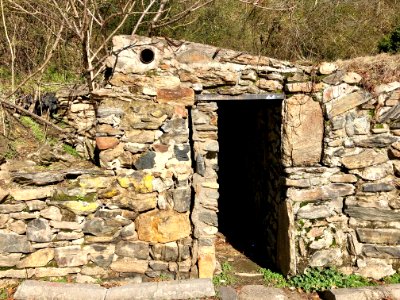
217 99 285 271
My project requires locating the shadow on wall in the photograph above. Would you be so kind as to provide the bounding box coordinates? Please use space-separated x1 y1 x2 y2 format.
217 100 285 270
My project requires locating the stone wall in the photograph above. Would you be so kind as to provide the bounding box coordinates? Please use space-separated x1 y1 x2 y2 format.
56 85 96 159
0 34 399 281
285 75 400 279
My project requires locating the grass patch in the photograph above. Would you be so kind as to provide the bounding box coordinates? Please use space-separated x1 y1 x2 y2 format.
213 262 236 287
259 268 288 288
20 116 46 142
288 267 374 292
0 289 7 300
384 272 400 284
62 144 80 157
258 267 376 293
374 123 384 129
4 147 17 159
42 276 72 283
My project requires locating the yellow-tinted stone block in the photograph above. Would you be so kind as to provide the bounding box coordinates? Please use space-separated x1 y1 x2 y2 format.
198 245 216 279
136 210 191 243
117 177 131 188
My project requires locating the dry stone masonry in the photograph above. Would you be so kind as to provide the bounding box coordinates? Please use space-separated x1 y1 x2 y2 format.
0 34 399 282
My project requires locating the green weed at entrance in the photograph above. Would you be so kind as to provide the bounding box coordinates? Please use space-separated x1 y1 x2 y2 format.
259 267 376 293
259 268 288 288
213 262 236 287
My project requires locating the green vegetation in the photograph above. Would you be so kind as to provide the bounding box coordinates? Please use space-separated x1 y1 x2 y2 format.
379 25 400 53
63 144 80 158
162 0 400 61
4 146 16 159
42 64 79 84
213 262 236 287
288 267 374 292
259 267 375 293
259 268 288 288
0 289 8 300
156 273 172 282
384 272 400 284
20 116 46 142
0 0 399 93
52 192 97 202
42 276 70 283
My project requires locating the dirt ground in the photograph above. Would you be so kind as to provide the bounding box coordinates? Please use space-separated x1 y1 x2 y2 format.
215 233 321 300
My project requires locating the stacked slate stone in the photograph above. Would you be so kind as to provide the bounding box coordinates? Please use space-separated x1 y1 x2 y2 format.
56 85 96 159
93 34 295 279
283 63 400 279
191 102 219 278
92 88 195 278
0 34 399 282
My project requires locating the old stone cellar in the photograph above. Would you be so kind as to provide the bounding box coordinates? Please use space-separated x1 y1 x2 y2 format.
1 34 400 282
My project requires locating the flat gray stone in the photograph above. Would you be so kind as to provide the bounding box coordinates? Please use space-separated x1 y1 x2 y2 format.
106 279 215 300
345 206 400 222
11 172 65 186
0 203 26 213
219 286 238 300
356 228 400 244
238 285 287 300
362 245 400 258
172 187 191 213
26 218 52 242
14 280 107 300
362 183 394 193
354 134 398 148
0 232 32 253
322 285 400 300
115 241 149 260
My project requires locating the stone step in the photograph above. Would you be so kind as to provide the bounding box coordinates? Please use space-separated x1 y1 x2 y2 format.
14 278 215 300
238 285 287 300
321 284 400 300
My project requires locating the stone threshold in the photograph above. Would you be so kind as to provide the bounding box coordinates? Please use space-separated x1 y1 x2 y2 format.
219 284 400 300
322 284 400 300
14 279 215 300
15 280 400 300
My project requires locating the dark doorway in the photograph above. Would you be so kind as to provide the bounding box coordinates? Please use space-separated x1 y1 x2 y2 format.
217 99 284 270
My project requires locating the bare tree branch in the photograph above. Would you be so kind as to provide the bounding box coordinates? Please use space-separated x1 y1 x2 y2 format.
0 99 65 133
153 0 214 28
239 0 296 11
131 0 156 35
5 20 65 98
1 0 15 95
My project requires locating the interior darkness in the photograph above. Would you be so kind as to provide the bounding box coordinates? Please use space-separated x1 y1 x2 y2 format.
218 100 282 269
140 48 155 64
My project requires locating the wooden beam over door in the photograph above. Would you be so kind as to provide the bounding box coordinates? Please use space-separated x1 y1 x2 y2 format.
196 93 285 101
